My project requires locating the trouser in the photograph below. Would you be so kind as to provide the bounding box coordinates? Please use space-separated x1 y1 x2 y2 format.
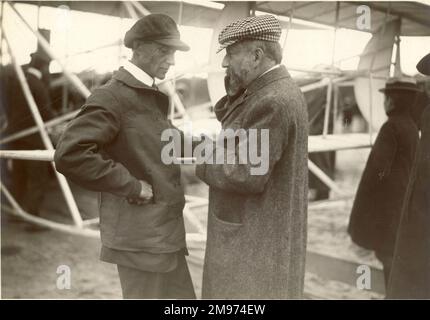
11 159 51 215
117 254 196 299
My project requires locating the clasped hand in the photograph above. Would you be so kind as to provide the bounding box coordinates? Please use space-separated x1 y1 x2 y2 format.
127 180 153 206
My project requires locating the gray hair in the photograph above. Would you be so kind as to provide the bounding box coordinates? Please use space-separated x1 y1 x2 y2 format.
252 40 283 64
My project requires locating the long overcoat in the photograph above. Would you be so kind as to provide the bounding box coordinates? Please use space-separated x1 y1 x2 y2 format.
387 107 430 298
348 110 420 256
196 66 309 299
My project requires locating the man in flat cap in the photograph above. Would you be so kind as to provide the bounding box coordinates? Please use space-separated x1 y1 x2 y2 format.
387 53 430 299
196 15 309 298
54 14 196 299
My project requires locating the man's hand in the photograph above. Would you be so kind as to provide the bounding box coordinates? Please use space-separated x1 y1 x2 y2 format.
127 180 153 205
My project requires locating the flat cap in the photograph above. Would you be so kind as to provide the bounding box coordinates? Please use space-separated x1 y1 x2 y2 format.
417 53 430 76
124 14 189 51
217 15 281 53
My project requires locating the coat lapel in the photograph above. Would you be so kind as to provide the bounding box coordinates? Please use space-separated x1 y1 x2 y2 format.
219 91 247 123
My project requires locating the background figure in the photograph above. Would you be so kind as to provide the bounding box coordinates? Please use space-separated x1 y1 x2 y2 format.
387 53 430 299
348 77 422 290
2 51 54 215
196 15 308 299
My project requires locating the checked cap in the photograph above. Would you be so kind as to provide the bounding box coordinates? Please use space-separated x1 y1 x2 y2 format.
217 15 281 53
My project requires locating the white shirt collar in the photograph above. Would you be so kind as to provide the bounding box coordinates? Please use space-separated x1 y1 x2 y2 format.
259 64 281 79
27 67 42 80
123 60 154 87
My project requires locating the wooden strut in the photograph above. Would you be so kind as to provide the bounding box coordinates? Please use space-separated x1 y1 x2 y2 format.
6 1 91 98
0 148 349 199
123 1 138 19
308 159 346 197
322 1 340 138
3 30 84 228
0 110 79 145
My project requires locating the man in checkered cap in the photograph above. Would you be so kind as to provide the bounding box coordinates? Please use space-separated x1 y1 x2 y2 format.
196 15 309 299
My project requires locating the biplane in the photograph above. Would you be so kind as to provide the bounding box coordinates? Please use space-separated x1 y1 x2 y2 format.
1 1 429 296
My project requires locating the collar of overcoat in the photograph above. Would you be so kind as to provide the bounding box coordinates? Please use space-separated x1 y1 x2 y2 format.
218 65 291 123
112 67 170 115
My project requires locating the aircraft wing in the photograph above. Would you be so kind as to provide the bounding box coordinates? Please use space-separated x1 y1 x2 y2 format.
252 1 430 36
14 1 320 30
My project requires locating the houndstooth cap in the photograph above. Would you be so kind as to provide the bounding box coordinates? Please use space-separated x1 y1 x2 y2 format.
217 15 281 53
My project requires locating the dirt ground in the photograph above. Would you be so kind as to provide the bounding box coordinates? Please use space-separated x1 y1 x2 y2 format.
1 148 383 299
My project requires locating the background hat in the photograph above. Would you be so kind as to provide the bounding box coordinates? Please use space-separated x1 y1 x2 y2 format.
30 51 51 64
379 77 421 93
417 53 430 75
124 14 189 51
217 15 281 53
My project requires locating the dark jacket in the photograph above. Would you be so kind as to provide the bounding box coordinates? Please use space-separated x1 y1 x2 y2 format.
348 110 420 255
387 106 430 298
4 66 53 149
54 67 186 254
196 66 309 299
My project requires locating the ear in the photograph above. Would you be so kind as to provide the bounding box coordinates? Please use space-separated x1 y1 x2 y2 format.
254 47 264 63
133 40 146 53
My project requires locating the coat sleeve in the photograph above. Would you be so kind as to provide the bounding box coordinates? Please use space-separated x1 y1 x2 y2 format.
195 102 285 194
370 122 398 181
54 89 142 198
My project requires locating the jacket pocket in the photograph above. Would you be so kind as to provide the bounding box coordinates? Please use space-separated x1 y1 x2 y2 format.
113 201 185 252
205 210 244 276
212 210 244 228
209 210 244 244
115 202 172 238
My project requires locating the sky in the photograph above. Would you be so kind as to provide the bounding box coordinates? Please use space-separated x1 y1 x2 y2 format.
1 2 430 78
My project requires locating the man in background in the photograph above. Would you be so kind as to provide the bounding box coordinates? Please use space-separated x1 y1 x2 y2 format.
387 53 430 298
3 51 54 216
348 77 422 290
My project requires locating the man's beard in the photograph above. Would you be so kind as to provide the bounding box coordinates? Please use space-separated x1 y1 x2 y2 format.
227 69 246 91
